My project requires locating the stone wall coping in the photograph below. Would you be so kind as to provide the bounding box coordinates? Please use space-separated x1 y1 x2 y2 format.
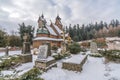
36 56 54 62
63 54 86 64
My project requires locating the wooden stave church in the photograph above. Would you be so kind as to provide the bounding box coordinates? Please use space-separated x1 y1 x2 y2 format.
33 14 64 48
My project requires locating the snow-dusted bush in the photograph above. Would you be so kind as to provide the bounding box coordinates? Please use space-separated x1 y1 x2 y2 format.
0 56 22 70
53 53 70 60
51 45 58 52
19 68 43 80
89 54 103 57
68 43 81 54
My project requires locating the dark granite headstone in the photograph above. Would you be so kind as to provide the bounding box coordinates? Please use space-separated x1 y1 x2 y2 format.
5 46 9 56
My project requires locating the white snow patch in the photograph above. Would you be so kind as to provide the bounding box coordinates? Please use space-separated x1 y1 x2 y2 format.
36 56 54 62
16 62 34 76
0 50 21 57
1 70 14 76
33 37 63 41
63 54 86 64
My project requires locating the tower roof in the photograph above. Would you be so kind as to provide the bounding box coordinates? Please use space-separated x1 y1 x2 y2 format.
41 13 44 18
56 14 61 20
38 14 47 25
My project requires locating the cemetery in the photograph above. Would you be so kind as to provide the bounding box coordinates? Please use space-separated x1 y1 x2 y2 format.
0 20 120 80
0 37 120 80
0 1 120 79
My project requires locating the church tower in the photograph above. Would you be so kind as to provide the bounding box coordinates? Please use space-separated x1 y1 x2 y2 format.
36 14 49 36
38 14 47 28
55 14 63 30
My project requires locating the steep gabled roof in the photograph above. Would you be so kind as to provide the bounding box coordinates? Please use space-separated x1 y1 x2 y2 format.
46 25 57 36
53 24 63 35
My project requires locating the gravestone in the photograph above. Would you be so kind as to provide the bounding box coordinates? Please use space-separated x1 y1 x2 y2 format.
35 44 56 71
90 42 98 53
5 46 9 56
37 45 48 59
42 42 51 56
21 33 32 63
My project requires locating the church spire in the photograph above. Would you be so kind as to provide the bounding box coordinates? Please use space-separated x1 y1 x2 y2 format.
56 14 61 20
38 14 47 28
41 13 44 18
55 14 62 30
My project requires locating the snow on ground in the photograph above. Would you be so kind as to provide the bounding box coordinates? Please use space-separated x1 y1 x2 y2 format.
0 50 21 57
15 62 34 76
1 50 120 80
1 70 14 76
41 56 120 80
1 62 34 78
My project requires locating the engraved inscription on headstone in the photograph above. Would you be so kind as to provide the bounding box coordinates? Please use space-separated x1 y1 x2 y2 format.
90 42 98 53
38 45 48 59
42 42 51 56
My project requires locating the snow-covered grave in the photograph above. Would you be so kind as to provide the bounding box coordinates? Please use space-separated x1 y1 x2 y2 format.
62 54 88 71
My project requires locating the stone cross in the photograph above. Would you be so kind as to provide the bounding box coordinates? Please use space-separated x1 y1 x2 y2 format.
22 33 30 54
90 42 98 53
23 33 28 42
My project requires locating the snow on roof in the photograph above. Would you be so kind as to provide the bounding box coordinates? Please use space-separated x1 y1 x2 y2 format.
46 25 57 36
53 24 63 34
65 33 69 37
61 33 69 37
63 54 86 64
33 37 63 41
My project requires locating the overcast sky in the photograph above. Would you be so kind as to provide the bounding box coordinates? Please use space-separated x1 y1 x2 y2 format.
0 0 120 33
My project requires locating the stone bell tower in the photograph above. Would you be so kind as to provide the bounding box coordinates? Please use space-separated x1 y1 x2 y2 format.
38 14 47 28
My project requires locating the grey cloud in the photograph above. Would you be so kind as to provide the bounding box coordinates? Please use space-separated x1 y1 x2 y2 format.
0 0 120 33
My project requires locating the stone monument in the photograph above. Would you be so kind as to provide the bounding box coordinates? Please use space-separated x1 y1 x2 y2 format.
21 33 32 63
22 33 31 54
90 42 98 54
35 44 56 71
61 42 67 54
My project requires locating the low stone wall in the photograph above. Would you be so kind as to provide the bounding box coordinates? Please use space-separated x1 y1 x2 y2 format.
62 55 88 72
